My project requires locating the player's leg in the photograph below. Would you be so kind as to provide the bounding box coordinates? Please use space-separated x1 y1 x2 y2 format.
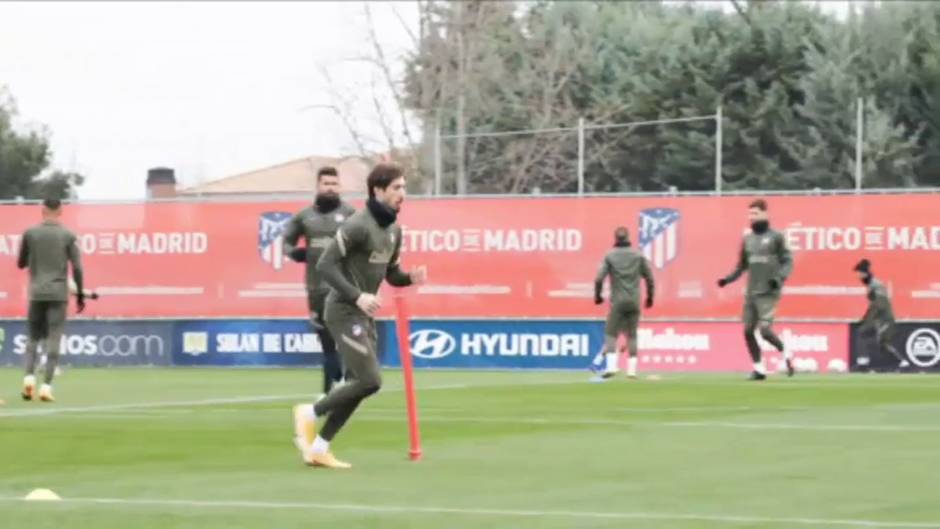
39 302 67 402
297 313 380 469
310 290 343 394
600 306 623 378
755 294 793 377
22 301 46 400
876 323 907 368
625 309 640 378
743 298 766 380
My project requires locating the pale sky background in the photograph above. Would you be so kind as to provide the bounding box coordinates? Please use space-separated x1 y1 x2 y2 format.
0 1 851 201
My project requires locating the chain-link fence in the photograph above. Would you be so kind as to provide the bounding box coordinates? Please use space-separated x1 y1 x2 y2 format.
427 98 918 197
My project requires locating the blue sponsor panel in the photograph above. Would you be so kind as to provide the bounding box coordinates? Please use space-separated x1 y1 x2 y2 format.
381 320 606 369
173 319 324 366
0 319 173 367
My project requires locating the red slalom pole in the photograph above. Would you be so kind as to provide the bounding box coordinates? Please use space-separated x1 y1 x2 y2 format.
394 293 423 461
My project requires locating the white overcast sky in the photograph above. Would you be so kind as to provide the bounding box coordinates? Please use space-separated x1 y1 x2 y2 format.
0 1 850 201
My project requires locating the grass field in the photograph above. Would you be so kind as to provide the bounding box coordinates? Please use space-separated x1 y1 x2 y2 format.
1 368 939 529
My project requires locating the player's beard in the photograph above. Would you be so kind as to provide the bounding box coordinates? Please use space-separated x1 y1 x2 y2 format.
750 220 770 234
860 273 872 285
315 192 341 213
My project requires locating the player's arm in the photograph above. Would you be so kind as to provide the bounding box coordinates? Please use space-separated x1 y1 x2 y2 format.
315 224 364 302
773 232 793 287
281 213 306 263
641 255 655 307
385 232 413 287
67 234 87 312
719 240 747 286
593 256 610 304
16 232 29 269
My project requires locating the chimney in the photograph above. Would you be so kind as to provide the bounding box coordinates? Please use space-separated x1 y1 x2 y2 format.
146 167 177 199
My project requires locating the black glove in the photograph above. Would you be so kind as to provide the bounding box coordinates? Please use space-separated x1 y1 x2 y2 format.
88 292 100 300
288 248 307 263
769 278 780 291
717 278 728 288
645 296 654 309
594 294 603 305
76 293 86 314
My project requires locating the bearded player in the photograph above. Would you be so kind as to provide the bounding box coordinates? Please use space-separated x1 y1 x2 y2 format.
282 166 356 394
292 163 425 469
717 199 794 380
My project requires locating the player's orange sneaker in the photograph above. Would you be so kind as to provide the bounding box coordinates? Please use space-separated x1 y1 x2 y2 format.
293 404 316 452
307 451 352 469
38 385 55 403
22 377 36 401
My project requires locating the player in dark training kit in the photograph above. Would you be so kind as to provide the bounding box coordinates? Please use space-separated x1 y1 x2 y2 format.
590 227 654 380
717 199 795 380
16 198 86 402
282 166 356 394
292 163 425 469
854 259 908 369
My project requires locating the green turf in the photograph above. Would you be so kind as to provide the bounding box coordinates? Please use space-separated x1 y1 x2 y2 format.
1 368 939 528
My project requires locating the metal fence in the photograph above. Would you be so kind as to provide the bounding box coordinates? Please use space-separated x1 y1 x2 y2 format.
430 98 882 196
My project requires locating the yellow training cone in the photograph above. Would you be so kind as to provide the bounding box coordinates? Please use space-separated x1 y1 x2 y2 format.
25 489 61 501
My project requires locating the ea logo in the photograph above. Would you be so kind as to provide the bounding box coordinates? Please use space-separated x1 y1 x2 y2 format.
905 328 940 368
410 329 456 360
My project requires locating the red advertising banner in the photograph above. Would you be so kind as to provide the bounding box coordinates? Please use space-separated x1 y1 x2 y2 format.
1 194 938 319
628 322 849 373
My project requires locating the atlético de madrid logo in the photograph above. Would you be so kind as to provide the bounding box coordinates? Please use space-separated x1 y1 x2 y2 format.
639 207 680 269
258 211 293 270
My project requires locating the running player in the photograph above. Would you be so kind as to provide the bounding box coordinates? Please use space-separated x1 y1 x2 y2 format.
282 166 356 394
590 226 654 380
854 258 908 369
16 198 85 402
292 163 425 469
717 199 794 380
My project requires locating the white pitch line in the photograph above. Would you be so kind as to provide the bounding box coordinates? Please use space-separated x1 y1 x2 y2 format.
0 394 312 418
663 421 940 433
0 496 938 528
0 378 577 419
354 413 940 433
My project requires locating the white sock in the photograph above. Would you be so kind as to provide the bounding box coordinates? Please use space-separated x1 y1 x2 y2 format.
40 383 52 392
311 435 330 455
783 347 793 360
753 361 766 374
627 357 638 376
605 352 620 372
23 375 36 386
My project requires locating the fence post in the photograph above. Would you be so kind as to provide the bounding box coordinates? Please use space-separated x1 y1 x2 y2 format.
434 113 442 196
855 97 864 192
577 117 585 195
715 105 723 195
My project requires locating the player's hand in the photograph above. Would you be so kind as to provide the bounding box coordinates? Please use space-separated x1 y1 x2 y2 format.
717 278 728 288
356 293 382 316
288 248 307 263
88 291 100 300
769 278 780 291
645 297 654 309
410 266 427 285
76 294 86 314
594 294 603 305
